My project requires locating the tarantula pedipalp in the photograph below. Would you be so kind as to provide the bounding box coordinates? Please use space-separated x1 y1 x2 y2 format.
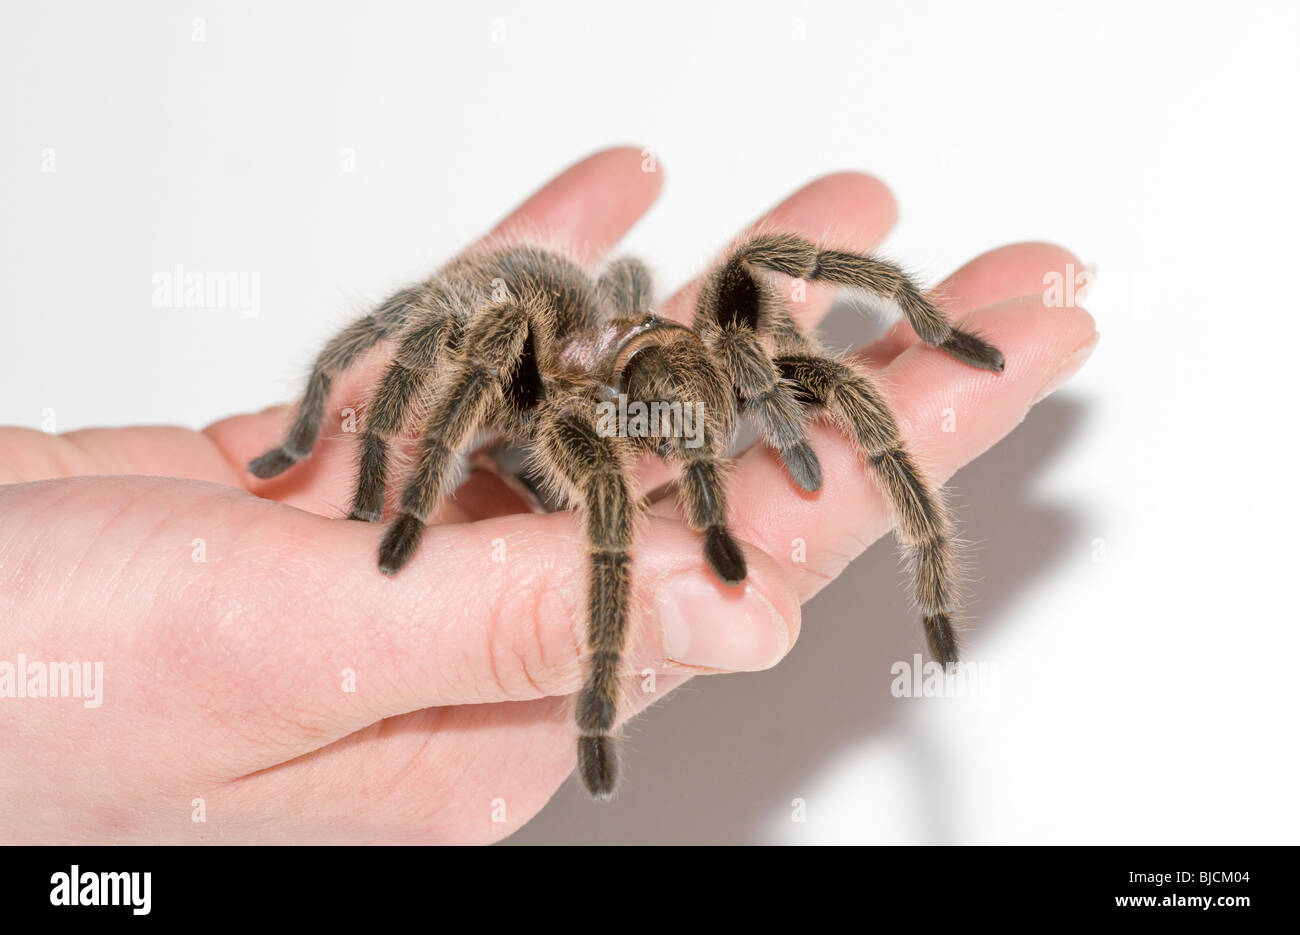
247 232 1003 798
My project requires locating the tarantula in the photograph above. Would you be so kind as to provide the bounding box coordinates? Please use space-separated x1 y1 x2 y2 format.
247 231 1003 798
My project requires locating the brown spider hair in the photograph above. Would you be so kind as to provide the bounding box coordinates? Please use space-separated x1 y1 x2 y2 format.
248 232 1002 798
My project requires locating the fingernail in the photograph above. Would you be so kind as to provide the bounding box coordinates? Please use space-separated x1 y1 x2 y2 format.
1031 333 1099 405
657 574 790 671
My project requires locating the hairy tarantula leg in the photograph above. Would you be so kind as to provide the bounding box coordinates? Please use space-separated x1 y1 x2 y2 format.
650 378 747 584
736 232 1005 373
247 315 388 478
348 311 462 523
620 335 748 584
710 322 822 492
535 399 640 799
677 449 746 585
377 302 533 575
693 245 822 491
347 365 411 523
247 285 423 479
777 352 962 664
594 256 654 316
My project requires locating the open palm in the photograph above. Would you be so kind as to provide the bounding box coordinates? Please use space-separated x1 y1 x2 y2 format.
0 148 1095 843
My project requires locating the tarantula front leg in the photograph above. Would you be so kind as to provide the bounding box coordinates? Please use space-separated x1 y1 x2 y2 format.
621 339 747 584
533 396 640 798
730 232 1005 372
247 284 422 479
376 297 539 575
692 309 823 493
667 428 746 585
777 351 962 663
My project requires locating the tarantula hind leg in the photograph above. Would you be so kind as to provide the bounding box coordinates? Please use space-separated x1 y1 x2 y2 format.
376 299 538 576
248 283 428 479
347 307 460 523
595 256 654 316
248 316 388 478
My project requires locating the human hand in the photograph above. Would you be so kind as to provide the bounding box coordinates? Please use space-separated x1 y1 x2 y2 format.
0 147 1095 843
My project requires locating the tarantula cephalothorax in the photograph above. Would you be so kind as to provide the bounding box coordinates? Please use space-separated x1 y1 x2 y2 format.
247 231 1003 798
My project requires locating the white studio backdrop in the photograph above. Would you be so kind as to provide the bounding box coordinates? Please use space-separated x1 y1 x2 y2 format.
3 0 1296 844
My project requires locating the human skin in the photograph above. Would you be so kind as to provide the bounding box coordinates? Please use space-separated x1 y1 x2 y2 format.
0 147 1096 844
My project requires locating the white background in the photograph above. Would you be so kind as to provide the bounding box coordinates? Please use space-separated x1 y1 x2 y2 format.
3 1 1297 844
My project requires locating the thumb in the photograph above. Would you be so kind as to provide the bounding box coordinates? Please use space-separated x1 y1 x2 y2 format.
158 487 801 747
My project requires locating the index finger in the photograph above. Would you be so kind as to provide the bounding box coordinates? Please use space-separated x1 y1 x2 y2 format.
484 145 663 263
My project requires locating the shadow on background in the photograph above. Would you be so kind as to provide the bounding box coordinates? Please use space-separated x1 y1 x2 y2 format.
507 301 1091 844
